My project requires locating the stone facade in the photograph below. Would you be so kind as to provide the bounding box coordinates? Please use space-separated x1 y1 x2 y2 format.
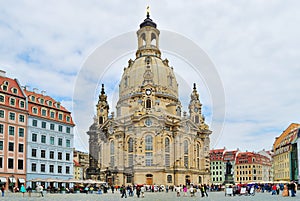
87 12 211 186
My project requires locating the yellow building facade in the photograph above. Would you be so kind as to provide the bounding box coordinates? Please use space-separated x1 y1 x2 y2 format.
87 12 211 186
273 123 300 182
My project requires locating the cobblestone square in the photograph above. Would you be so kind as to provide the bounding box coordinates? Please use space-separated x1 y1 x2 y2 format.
0 191 298 201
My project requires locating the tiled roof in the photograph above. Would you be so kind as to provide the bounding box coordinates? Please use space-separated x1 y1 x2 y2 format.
0 76 26 98
25 90 75 125
273 123 300 150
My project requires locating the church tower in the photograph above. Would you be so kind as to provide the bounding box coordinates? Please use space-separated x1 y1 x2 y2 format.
189 83 204 125
87 9 212 186
96 84 109 125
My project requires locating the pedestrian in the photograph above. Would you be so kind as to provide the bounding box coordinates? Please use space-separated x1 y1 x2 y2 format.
141 185 145 198
183 185 187 196
111 185 115 193
20 184 26 197
200 184 205 197
136 186 141 198
1 186 4 197
121 185 127 198
166 185 169 193
290 181 296 197
176 185 181 197
271 184 277 195
190 185 194 197
36 185 44 197
84 186 89 194
282 184 289 197
204 184 208 197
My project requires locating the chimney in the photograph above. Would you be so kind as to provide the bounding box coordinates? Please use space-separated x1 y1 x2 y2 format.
0 70 6 77
33 88 38 93
41 90 46 96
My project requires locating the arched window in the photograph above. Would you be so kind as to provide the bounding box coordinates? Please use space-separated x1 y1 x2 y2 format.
99 144 102 167
145 135 153 151
176 107 181 116
141 33 146 46
184 140 188 154
165 138 170 167
128 138 133 153
195 115 199 124
167 175 172 183
184 140 189 168
99 116 103 124
145 135 153 166
110 141 114 167
146 99 151 109
165 138 170 153
151 33 157 47
197 143 200 169
128 138 134 167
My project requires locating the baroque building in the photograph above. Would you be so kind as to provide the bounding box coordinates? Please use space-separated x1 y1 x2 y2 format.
235 152 272 183
25 89 75 189
273 123 300 182
0 70 27 191
87 12 211 186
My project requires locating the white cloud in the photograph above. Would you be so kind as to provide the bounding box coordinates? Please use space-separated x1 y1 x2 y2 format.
0 0 299 152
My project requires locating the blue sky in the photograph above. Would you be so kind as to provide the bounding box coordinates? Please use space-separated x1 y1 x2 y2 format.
1 0 300 152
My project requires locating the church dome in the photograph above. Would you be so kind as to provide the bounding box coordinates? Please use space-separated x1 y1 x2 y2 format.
116 12 180 117
119 56 178 99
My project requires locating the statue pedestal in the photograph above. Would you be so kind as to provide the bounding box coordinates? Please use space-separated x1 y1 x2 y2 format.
224 174 234 184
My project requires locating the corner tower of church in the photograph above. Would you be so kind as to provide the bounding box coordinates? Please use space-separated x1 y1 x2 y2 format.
87 10 212 186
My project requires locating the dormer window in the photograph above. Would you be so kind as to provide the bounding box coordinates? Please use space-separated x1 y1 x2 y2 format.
48 100 52 106
12 88 18 94
4 81 9 86
2 85 7 91
56 102 60 109
31 96 35 102
40 98 44 104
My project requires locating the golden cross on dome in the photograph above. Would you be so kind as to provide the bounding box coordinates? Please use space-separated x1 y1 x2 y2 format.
146 6 150 18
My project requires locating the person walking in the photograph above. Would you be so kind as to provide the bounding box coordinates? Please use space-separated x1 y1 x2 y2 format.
204 184 208 197
183 185 187 196
282 184 289 197
176 185 181 197
141 185 145 198
36 185 44 197
1 186 5 197
20 184 26 197
200 184 205 197
26 186 32 197
121 185 127 198
290 181 296 197
136 186 141 198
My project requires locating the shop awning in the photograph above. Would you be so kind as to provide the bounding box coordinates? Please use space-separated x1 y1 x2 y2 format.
18 178 25 183
0 177 7 183
9 177 16 183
